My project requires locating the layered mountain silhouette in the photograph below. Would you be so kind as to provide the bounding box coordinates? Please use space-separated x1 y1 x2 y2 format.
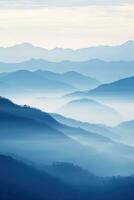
0 96 99 172
0 15 133 200
1 96 134 176
36 70 100 90
1 154 134 200
0 96 112 145
0 154 77 200
0 59 134 82
44 162 96 187
0 70 76 95
0 41 134 62
0 96 65 138
0 70 100 96
51 113 117 139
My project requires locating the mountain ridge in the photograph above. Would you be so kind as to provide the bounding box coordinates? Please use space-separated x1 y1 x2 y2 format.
88 76 134 100
0 40 134 62
0 59 134 82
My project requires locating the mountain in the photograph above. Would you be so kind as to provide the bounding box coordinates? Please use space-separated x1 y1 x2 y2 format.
43 162 134 200
88 76 134 101
0 97 118 148
0 70 76 96
0 97 114 149
35 70 100 90
0 96 97 172
51 113 117 139
1 155 134 200
0 96 64 138
1 96 134 176
44 162 98 187
0 41 134 62
0 154 77 200
0 96 117 175
58 98 121 125
51 114 134 162
0 59 134 83
0 96 113 143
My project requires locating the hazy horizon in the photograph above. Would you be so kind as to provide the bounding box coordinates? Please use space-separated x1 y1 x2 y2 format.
0 40 134 50
0 0 133 49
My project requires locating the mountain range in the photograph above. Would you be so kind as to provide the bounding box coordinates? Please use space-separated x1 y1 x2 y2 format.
0 40 134 62
0 96 113 175
0 70 75 96
1 96 134 176
1 154 134 200
88 76 134 101
0 154 77 200
0 70 100 97
51 113 117 139
65 76 134 102
35 70 100 90
0 58 134 83
0 96 99 172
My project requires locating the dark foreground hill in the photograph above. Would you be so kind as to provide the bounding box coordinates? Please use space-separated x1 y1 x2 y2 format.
0 155 78 200
0 155 134 200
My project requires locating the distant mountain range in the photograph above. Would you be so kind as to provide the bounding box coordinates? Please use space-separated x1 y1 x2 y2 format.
0 70 100 97
65 76 134 102
36 70 100 90
0 40 134 62
0 70 77 95
0 59 134 82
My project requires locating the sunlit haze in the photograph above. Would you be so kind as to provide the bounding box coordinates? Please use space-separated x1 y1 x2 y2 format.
0 1 133 48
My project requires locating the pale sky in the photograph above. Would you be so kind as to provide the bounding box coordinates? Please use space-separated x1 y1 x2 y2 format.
0 0 133 49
